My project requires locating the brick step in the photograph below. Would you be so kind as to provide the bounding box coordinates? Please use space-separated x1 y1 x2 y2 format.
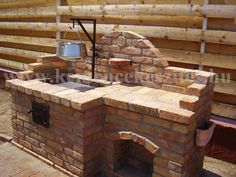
109 58 131 66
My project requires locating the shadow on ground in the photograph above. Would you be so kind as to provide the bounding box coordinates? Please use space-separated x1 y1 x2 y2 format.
203 169 222 177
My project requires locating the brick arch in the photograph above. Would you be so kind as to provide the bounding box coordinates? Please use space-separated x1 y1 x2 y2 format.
96 31 169 67
105 131 159 154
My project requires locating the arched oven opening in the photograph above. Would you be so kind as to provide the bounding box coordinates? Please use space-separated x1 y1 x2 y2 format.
113 140 154 177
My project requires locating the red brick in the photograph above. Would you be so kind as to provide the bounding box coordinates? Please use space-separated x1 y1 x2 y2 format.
65 148 83 161
187 83 207 96
132 133 145 145
159 106 194 124
162 84 186 94
179 96 199 111
103 45 120 53
119 131 132 140
144 139 159 154
97 36 112 44
25 136 39 147
121 47 142 55
143 115 172 129
101 59 109 65
157 128 189 143
47 140 63 151
143 48 162 57
153 58 169 67
133 39 154 48
116 109 142 121
141 65 163 74
168 161 183 173
109 58 131 66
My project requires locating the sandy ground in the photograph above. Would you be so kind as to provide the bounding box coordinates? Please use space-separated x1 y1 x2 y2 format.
0 89 235 177
0 89 12 136
0 142 67 177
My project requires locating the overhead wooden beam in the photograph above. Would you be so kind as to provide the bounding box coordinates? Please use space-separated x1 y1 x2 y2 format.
0 23 236 45
57 4 236 18
0 7 56 18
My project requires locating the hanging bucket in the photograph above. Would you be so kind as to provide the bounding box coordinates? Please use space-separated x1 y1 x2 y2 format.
57 28 87 60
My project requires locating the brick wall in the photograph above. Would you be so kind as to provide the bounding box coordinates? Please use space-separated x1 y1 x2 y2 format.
0 71 4 88
103 106 200 177
74 31 215 92
6 76 215 177
6 31 216 177
10 90 104 177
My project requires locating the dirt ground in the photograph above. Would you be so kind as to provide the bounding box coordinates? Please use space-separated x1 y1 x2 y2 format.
0 89 12 136
0 89 235 177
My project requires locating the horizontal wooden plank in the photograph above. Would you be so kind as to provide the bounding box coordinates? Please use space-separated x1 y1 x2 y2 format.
0 29 56 38
214 80 236 96
209 0 236 5
67 0 236 5
0 7 55 18
0 23 236 45
61 15 203 28
0 58 27 70
212 101 236 120
58 4 236 18
0 42 56 54
160 48 236 70
0 47 50 60
208 18 236 32
67 0 205 5
0 35 56 47
0 0 55 9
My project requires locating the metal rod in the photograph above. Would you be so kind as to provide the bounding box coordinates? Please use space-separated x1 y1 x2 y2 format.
70 18 96 79
92 20 96 79
76 20 94 44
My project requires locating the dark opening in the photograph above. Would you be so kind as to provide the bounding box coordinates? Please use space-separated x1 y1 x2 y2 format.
32 101 50 128
113 140 154 177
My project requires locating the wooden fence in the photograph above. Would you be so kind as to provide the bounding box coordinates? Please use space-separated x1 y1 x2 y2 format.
0 0 235 119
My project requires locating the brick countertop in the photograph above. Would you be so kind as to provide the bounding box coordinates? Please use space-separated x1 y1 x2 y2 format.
5 79 201 125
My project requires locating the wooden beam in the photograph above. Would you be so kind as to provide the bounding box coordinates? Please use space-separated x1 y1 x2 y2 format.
0 47 50 60
0 0 55 9
67 0 205 5
212 101 236 120
209 0 236 5
0 58 27 70
0 23 236 45
0 7 56 18
58 4 236 18
0 35 57 47
214 80 236 96
61 15 203 28
160 48 236 70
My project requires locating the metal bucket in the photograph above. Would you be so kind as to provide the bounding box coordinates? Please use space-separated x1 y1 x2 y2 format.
56 29 87 60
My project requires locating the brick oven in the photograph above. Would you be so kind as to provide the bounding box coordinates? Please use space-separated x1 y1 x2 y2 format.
6 31 215 177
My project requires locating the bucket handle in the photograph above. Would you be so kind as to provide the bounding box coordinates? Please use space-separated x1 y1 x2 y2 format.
62 24 82 42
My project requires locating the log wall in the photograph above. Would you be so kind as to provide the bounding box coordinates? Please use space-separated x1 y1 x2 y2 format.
0 0 235 119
